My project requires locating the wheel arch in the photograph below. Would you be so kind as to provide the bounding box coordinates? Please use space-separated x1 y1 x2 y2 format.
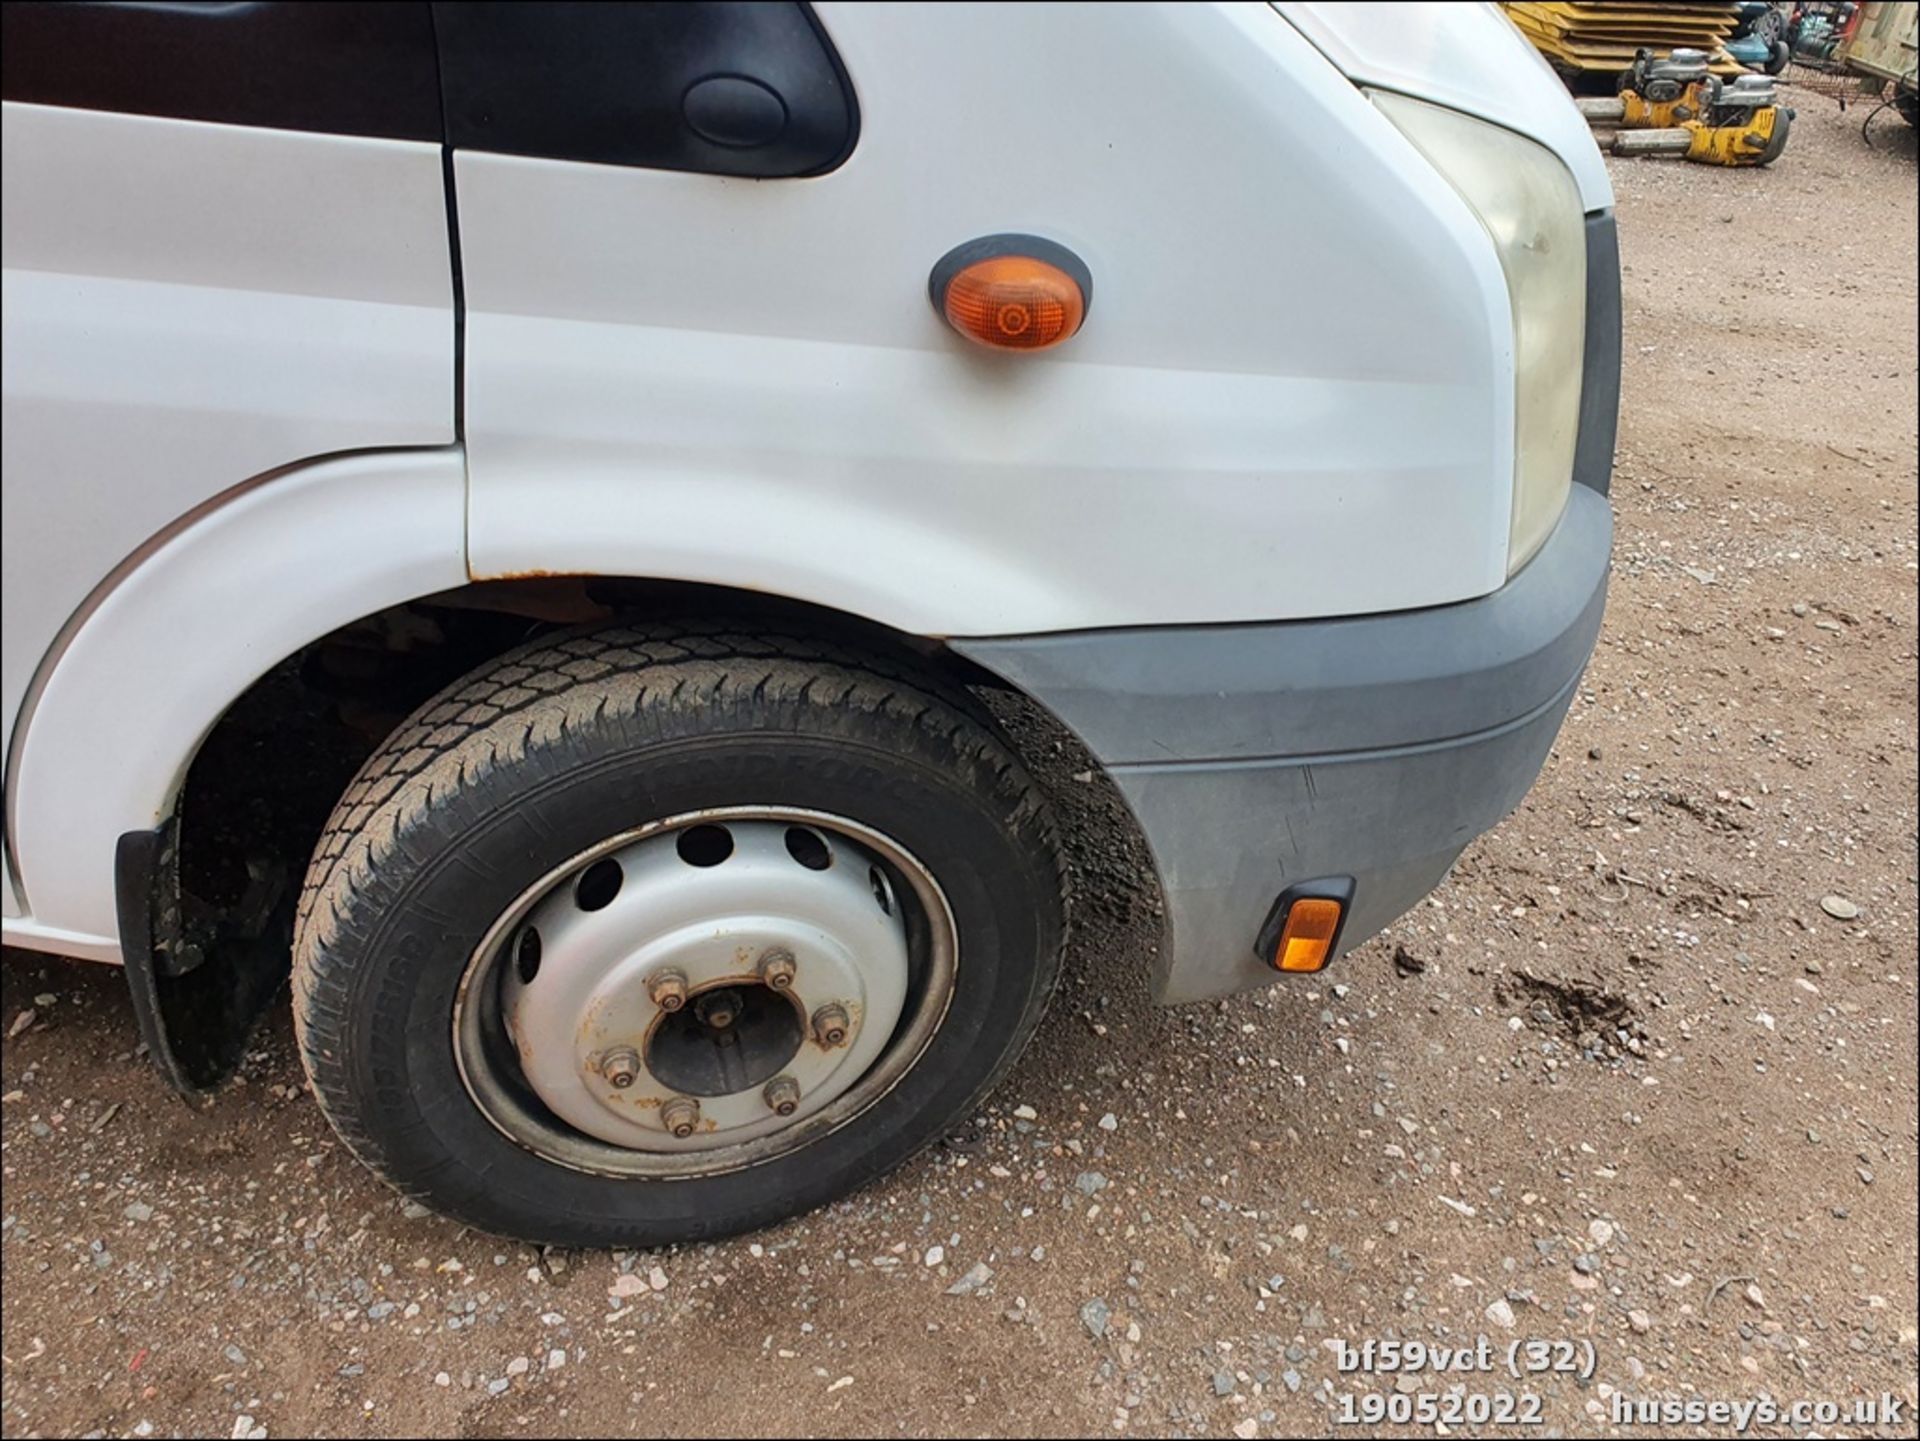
6 447 470 949
6 445 1159 1091
7 444 1142 956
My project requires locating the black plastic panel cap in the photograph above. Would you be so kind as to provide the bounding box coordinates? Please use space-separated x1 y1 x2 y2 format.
432 1 857 178
684 75 789 149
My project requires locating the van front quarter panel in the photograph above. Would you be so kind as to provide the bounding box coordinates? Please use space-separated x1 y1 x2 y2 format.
456 1 1519 628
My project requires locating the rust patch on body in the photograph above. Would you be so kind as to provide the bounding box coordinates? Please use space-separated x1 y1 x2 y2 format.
473 567 575 582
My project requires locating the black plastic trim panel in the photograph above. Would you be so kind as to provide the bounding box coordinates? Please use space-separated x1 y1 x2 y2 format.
1574 212 1623 496
431 1 858 177
2 2 858 179
1 1 442 141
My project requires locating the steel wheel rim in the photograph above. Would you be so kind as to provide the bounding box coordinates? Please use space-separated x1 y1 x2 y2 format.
452 807 959 1179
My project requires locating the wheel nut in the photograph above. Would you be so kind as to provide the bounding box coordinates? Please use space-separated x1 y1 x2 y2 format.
811 1002 851 1048
648 968 688 1012
757 947 797 990
660 1096 701 1138
763 1074 801 1116
598 1046 641 1089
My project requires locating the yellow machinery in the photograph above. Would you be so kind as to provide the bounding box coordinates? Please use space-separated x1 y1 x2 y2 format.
1674 99 1790 161
1578 49 1794 164
1619 54 1718 126
1502 1 1749 78
1503 3 1794 166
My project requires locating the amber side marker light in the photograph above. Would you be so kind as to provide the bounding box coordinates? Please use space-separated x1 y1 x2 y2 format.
929 233 1092 352
1254 880 1355 975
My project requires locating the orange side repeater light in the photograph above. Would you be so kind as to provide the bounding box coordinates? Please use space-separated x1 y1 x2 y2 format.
930 235 1092 353
1273 897 1345 973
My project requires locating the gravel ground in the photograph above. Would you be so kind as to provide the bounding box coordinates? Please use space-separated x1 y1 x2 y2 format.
2 95 1916 1440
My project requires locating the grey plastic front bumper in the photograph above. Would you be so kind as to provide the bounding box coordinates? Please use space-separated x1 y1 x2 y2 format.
955 484 1610 1001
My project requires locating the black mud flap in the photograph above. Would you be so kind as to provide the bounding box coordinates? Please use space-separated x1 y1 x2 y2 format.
115 823 292 1098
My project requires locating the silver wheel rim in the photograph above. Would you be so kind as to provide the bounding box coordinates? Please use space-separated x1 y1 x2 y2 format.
452 807 958 1179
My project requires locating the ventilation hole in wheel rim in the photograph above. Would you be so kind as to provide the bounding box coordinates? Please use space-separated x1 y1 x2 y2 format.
514 927 543 984
869 865 895 916
676 824 734 868
574 859 624 911
784 826 832 871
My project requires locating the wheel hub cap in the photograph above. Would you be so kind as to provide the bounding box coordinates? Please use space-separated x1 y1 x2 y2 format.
500 820 910 1152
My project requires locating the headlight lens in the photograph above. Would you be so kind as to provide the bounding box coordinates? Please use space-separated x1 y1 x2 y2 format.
1371 91 1585 575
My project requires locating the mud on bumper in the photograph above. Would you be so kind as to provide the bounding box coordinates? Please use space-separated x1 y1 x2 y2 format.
955 481 1612 1002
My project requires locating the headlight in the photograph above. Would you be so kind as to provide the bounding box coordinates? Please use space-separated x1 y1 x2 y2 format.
1371 91 1585 575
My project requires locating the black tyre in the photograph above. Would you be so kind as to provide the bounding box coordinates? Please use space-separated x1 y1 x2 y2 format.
292 623 1065 1247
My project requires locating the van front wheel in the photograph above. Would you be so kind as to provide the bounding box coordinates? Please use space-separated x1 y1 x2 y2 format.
291 624 1065 1247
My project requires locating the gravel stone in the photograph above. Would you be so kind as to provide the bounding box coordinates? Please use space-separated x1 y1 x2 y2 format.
946 1262 994 1296
1079 1298 1111 1339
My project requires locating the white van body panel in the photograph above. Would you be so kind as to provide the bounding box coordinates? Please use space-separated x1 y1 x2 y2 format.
1274 1 1616 213
3 918 121 966
0 1 1613 972
0 103 455 782
462 0 1517 631
6 450 468 951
